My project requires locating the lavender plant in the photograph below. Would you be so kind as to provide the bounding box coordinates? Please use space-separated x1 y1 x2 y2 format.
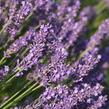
0 0 109 109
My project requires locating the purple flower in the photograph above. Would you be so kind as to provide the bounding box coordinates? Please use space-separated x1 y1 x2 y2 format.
30 83 106 109
0 66 9 80
88 95 107 109
14 24 52 74
4 27 36 57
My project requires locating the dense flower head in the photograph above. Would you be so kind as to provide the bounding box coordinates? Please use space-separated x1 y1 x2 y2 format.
26 83 106 109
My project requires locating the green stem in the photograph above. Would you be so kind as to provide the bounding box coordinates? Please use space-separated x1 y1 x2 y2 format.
6 65 25 84
0 21 9 34
0 81 33 108
0 24 40 65
2 83 41 109
24 85 43 109
95 0 107 14
0 24 40 90
0 12 34 62
2 49 30 85
78 49 89 60
0 56 6 64
5 74 17 84
0 8 34 35
21 48 30 56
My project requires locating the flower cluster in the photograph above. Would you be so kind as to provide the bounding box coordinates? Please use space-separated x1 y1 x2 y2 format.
0 0 109 109
25 83 106 109
0 66 9 80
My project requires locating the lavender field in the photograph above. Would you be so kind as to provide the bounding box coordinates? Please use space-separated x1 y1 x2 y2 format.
0 0 109 109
